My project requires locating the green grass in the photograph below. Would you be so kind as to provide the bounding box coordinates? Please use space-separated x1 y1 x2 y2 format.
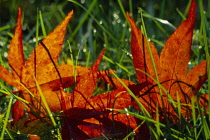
0 0 210 139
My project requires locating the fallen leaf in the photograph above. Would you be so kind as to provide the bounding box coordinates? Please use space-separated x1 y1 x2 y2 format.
0 8 92 121
0 8 137 139
126 0 208 121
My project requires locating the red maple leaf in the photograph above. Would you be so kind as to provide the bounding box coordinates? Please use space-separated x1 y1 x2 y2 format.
126 0 208 121
61 49 137 139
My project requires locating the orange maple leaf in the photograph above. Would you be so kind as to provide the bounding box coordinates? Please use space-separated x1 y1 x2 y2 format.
0 8 92 121
126 0 208 121
0 8 137 139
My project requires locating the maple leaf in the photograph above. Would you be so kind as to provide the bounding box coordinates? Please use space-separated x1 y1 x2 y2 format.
0 8 92 121
0 8 137 138
126 0 208 121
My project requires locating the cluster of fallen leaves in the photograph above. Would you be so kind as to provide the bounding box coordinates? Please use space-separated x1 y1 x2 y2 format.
0 0 209 139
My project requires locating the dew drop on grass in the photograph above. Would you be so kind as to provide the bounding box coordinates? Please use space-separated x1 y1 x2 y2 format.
113 13 119 19
77 43 80 47
0 41 4 46
93 29 97 33
117 19 121 23
3 52 8 58
124 108 129 116
83 48 87 52
81 0 85 4
126 52 131 57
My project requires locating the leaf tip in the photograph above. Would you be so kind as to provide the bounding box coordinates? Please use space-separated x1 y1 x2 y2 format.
17 7 22 30
126 12 133 25
65 10 74 24
188 0 196 21
18 7 22 15
8 7 24 75
92 49 106 69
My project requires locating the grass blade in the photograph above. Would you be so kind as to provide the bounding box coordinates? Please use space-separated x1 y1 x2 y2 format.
33 76 62 140
0 98 13 140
